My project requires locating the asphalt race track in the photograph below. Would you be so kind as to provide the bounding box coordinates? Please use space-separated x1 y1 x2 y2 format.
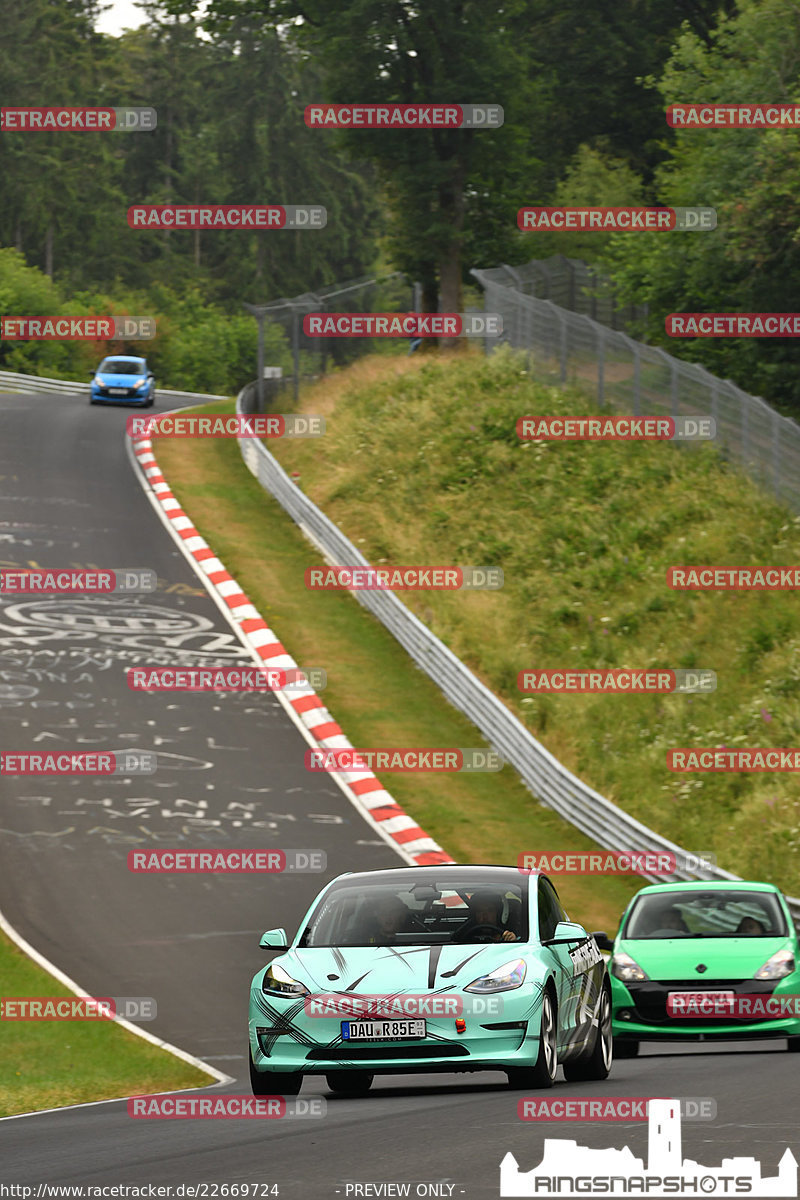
1 390 798 1196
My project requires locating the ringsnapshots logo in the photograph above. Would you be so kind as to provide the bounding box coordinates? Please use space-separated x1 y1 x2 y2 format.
0 569 156 595
127 666 326 692
304 103 503 128
127 849 326 873
517 415 715 441
667 103 800 128
501 1097 797 1198
305 566 503 590
1 317 155 340
0 751 157 776
128 205 326 229
518 207 716 232
668 748 800 772
518 669 716 694
305 748 503 773
517 851 718 876
128 1094 325 1120
0 996 157 1021
517 1097 717 1122
302 313 502 338
668 565 800 590
0 107 156 131
667 313 800 337
126 414 324 438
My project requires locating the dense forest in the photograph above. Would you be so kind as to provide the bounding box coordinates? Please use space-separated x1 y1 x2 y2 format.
5 0 800 410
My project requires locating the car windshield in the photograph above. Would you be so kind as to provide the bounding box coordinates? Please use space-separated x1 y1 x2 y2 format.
298 877 528 946
623 890 787 939
100 360 145 375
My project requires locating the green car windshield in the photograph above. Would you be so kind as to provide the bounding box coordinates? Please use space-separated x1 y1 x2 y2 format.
623 889 787 940
298 878 529 946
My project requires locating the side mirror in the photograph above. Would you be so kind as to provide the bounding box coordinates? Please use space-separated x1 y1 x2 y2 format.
591 930 615 953
543 919 588 946
259 928 287 949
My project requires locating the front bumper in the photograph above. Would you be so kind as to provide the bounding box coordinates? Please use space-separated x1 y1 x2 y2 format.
91 385 151 404
611 975 800 1040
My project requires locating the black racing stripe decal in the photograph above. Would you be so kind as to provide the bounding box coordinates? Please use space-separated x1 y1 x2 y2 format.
440 949 485 979
428 944 443 989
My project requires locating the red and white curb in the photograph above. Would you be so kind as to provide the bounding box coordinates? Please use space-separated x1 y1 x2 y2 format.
127 426 454 868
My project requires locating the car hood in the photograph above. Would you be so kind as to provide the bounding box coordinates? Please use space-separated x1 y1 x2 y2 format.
273 942 533 993
96 373 145 385
617 936 791 980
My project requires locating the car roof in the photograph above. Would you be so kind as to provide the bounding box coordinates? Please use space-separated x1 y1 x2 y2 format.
102 355 145 363
327 864 537 888
632 880 782 896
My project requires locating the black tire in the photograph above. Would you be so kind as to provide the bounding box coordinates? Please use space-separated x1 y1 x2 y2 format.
507 986 558 1089
562 982 613 1082
145 392 155 408
325 1070 374 1095
787 1037 800 1052
249 1049 302 1096
613 1038 640 1059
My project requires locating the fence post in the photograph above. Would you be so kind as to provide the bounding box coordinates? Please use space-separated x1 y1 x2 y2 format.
772 407 781 500
597 325 605 406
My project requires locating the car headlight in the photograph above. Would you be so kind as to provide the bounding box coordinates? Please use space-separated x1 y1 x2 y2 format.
93 376 104 386
464 958 526 993
754 949 795 980
611 951 649 983
261 962 309 997
133 378 148 389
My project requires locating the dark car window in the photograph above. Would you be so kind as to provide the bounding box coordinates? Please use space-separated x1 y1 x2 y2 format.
100 359 146 375
298 876 528 946
538 877 567 941
623 889 788 939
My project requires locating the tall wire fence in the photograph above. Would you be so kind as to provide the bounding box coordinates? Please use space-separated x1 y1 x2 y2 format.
471 267 800 513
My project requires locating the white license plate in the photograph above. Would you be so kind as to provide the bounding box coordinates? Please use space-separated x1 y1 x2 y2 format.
109 388 127 395
668 990 735 1009
342 1019 426 1041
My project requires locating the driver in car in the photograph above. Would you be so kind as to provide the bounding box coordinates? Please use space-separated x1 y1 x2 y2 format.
460 891 518 942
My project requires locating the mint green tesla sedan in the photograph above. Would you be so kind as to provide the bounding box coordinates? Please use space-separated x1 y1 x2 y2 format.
248 865 612 1095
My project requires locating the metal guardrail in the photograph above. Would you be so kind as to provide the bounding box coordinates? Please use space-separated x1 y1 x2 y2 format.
233 380 800 921
471 271 800 513
0 369 227 403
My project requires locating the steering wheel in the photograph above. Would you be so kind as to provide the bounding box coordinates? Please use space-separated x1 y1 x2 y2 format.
453 922 504 944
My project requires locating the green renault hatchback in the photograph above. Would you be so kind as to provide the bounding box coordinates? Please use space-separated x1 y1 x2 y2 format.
594 880 800 1056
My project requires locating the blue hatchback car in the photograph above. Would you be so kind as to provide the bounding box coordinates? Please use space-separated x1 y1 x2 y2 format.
90 356 155 406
